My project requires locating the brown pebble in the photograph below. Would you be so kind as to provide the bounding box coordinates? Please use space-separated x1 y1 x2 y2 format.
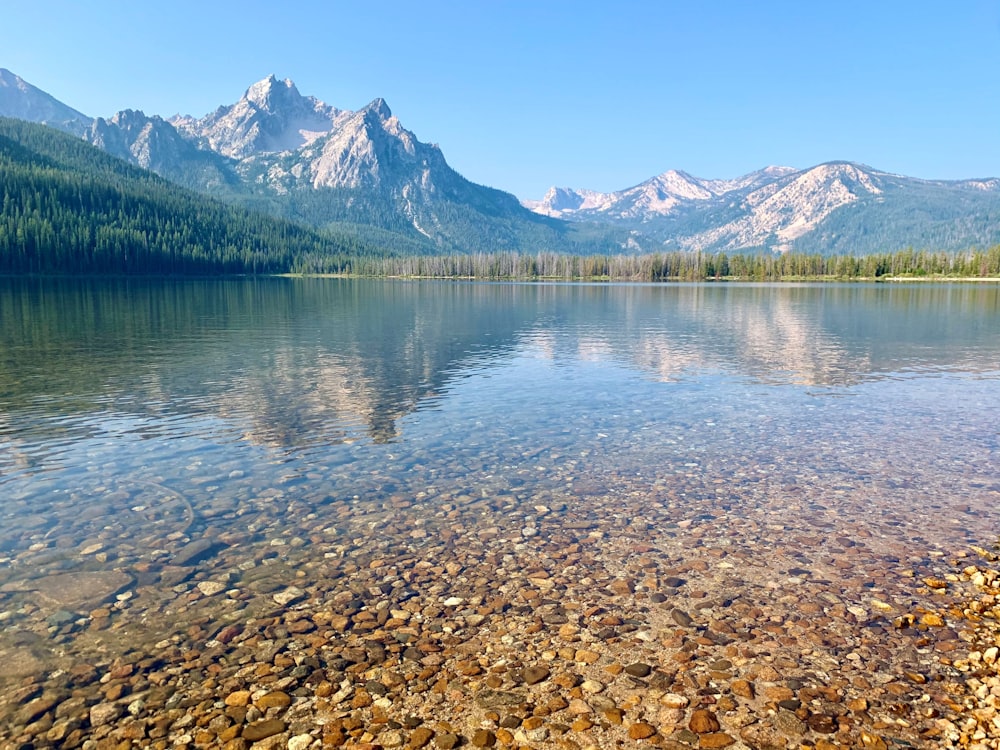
436 733 460 749
730 679 754 699
807 714 837 734
242 719 286 741
699 732 735 748
628 722 657 740
671 608 694 627
574 649 600 664
689 709 721 734
471 729 495 747
256 691 292 710
603 708 624 725
523 665 550 685
409 727 435 749
624 662 652 678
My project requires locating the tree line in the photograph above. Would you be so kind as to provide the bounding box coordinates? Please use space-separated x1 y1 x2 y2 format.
292 247 1000 281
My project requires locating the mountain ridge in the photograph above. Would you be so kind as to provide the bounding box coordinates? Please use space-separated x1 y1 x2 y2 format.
1 68 999 256
526 161 1000 254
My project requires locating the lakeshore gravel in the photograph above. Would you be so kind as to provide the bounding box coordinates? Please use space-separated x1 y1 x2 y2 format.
0 470 998 749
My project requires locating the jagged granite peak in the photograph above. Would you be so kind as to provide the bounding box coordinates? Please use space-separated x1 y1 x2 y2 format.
88 110 186 169
170 74 348 159
0 68 92 136
362 97 392 120
524 166 799 220
86 109 237 191
683 161 888 253
244 95 437 194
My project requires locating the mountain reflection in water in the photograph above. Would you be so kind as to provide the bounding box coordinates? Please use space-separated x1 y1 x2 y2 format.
1 279 998 456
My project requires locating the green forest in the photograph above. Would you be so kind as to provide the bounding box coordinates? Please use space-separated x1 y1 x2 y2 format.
291 246 1000 280
2 117 1000 280
0 117 378 274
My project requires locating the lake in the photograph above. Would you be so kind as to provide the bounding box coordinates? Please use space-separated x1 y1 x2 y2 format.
1 277 998 747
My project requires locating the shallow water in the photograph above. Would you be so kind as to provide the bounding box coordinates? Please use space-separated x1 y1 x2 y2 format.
1 278 999 744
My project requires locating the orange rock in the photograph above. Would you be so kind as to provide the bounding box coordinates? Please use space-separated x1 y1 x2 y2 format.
627 722 656 740
699 733 735 748
689 709 721 733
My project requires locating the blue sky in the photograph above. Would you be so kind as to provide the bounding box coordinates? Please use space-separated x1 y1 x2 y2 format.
3 1 999 198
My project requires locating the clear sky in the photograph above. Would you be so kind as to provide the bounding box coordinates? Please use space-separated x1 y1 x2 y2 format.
3 1 999 199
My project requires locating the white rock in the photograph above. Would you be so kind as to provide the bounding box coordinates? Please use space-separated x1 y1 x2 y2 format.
197 581 227 596
273 587 306 606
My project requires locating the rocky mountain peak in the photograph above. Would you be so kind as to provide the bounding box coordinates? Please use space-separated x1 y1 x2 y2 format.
170 75 345 159
362 97 392 121
244 75 304 112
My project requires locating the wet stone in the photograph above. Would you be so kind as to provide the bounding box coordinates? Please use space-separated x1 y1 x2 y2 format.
624 662 652 678
628 722 657 740
471 729 495 747
475 690 523 708
522 665 550 685
171 538 224 566
17 694 63 725
409 727 434 749
243 719 287 741
671 608 694 628
89 701 122 727
774 709 806 736
689 709 720 734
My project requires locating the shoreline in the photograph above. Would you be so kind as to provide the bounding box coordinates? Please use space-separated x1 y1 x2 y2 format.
2 488 997 749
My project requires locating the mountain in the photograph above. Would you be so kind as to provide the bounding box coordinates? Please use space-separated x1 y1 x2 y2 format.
87 109 240 192
526 163 1000 254
0 68 91 136
2 68 998 258
0 117 371 274
0 72 610 255
524 167 798 220
170 75 350 159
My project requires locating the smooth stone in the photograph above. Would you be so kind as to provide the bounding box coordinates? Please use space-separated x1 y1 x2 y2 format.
225 690 251 707
273 587 306 606
699 732 736 748
689 709 720 733
29 570 134 610
628 722 657 740
660 693 689 709
471 729 496 747
197 580 227 596
475 690 524 708
409 727 434 748
624 662 652 678
17 694 62 725
774 710 806 736
256 691 292 710
171 538 224 566
523 665 550 685
670 608 694 628
89 702 123 727
243 719 287 741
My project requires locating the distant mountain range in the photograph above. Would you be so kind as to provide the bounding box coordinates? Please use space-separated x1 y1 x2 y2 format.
524 164 1000 255
3 67 1000 256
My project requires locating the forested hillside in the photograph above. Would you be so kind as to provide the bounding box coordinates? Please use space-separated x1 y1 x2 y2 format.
0 118 373 274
